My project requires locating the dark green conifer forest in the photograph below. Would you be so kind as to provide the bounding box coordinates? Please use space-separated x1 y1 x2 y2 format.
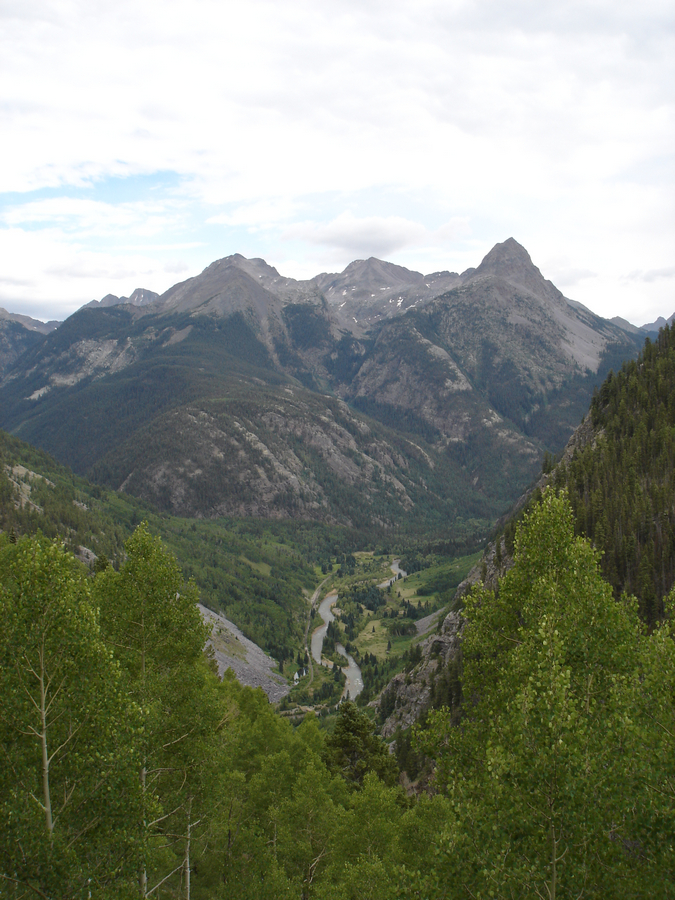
555 324 675 624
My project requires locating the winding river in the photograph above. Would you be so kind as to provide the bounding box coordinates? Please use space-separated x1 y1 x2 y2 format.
310 561 407 701
311 591 363 700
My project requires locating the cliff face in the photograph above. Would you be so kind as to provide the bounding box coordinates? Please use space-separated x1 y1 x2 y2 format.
377 610 463 738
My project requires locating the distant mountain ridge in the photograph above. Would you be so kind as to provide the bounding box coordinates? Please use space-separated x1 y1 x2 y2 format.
83 287 160 310
0 307 61 378
640 312 675 333
0 240 644 536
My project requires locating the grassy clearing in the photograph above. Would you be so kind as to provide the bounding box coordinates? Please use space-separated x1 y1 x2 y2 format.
241 557 272 576
354 617 417 660
398 551 483 601
314 552 395 599
339 549 483 663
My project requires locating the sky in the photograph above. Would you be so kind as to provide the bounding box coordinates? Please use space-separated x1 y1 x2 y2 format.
1 0 673 325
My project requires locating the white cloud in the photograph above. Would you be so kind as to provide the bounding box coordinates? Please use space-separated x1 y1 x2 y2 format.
545 266 598 289
164 260 191 274
284 213 426 257
282 213 471 261
0 0 672 322
0 227 183 319
207 198 301 230
625 266 675 283
2 197 181 237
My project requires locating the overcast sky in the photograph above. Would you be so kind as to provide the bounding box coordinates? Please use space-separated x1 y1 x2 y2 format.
1 0 673 324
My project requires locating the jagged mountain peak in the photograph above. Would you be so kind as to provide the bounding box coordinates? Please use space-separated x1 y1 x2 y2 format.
478 236 531 265
196 254 326 310
640 312 675 333
202 253 282 282
126 288 160 306
315 257 425 299
313 257 461 331
339 257 425 285
85 288 160 311
158 259 283 320
468 237 552 298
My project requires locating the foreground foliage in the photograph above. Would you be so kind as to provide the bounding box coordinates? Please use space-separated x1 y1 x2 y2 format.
420 489 675 898
2 491 674 898
0 536 141 897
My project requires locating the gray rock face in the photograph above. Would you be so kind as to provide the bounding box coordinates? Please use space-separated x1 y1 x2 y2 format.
378 610 463 739
84 288 160 310
100 396 417 524
313 257 462 332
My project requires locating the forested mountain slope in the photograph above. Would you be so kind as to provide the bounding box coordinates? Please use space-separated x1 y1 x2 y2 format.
456 322 675 623
0 308 59 377
0 428 335 666
552 323 675 624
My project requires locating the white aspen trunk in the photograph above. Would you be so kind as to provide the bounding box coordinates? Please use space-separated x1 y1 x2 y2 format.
184 797 192 900
140 628 147 898
39 650 53 837
139 761 147 898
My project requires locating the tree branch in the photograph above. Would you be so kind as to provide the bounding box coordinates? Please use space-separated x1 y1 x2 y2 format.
0 873 51 900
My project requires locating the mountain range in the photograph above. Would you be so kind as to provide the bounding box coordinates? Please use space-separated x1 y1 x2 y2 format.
0 239 645 538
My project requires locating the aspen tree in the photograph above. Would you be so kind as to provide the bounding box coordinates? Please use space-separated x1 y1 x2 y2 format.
421 490 672 897
0 535 141 899
94 524 216 899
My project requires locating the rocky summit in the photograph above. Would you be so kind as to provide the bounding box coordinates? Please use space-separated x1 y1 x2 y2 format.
0 239 642 536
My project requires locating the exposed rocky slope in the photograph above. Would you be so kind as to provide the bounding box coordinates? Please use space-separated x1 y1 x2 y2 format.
377 610 463 738
0 240 642 533
88 390 437 526
200 604 289 702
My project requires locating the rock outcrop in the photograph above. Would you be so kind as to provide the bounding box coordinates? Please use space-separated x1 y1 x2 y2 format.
377 610 463 738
